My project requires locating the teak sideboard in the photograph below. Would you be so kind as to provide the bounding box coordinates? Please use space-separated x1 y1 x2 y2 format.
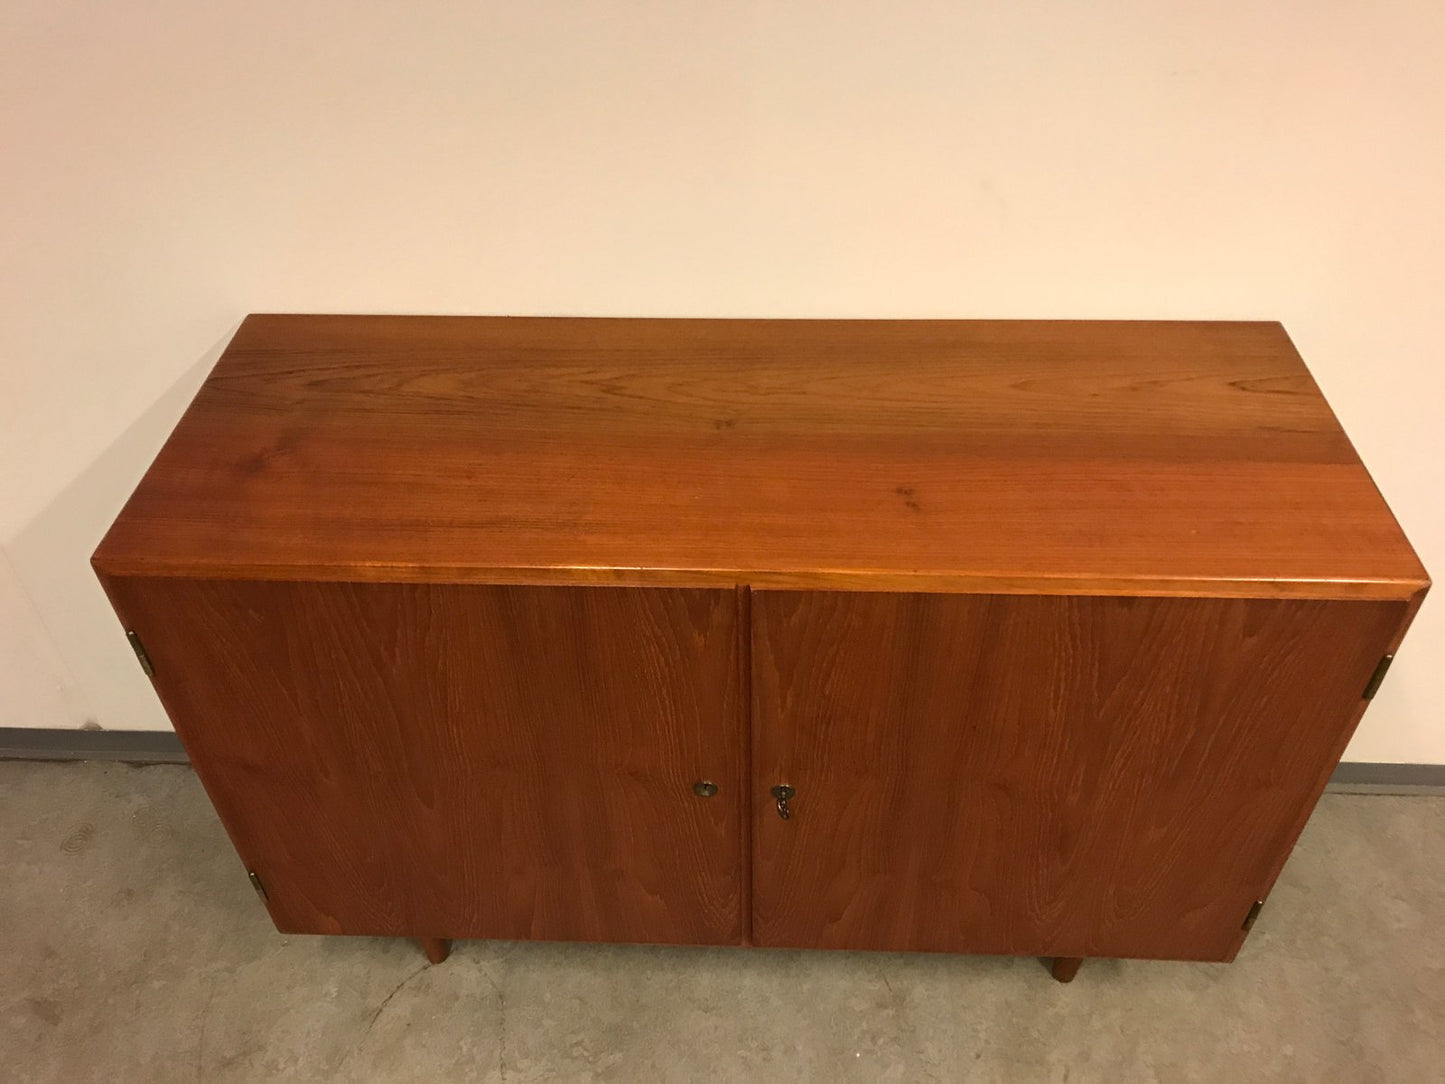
93 316 1428 982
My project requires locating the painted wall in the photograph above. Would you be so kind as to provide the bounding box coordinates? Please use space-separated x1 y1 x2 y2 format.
2 2 1440 760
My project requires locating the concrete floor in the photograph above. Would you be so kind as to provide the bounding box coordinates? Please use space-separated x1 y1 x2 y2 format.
1 762 1441 1082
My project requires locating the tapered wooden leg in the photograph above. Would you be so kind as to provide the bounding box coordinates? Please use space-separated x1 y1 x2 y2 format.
417 937 451 964
1050 956 1083 983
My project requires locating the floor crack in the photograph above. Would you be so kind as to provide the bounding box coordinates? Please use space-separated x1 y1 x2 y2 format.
343 964 428 1066
480 965 507 1081
194 974 218 1083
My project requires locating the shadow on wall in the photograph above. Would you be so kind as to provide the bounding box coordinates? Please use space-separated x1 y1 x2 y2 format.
6 328 239 731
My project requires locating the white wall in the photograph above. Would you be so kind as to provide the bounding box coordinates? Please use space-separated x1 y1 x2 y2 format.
2 1 1440 760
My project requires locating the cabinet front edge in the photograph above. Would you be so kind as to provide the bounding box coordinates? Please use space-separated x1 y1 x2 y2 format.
88 557 1428 601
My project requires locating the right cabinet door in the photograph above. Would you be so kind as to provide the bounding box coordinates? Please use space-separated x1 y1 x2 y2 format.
750 591 1405 960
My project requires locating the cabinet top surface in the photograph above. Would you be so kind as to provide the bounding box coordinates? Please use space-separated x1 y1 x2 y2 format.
94 315 1426 597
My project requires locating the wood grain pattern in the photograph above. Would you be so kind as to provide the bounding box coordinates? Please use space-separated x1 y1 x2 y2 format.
750 591 1407 961
101 577 743 945
92 316 1426 599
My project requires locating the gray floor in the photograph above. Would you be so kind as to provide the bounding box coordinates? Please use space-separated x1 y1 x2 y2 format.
1 763 1441 1082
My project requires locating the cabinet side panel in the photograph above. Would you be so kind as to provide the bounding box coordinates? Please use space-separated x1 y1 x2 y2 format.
751 592 1405 961
102 577 742 945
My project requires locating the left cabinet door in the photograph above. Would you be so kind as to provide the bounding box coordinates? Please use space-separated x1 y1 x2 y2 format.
100 578 744 946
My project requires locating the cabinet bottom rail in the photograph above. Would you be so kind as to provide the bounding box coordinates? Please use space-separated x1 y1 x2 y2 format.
406 936 1096 983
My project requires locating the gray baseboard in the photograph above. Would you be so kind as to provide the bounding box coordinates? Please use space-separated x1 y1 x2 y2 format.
1326 761 1445 795
0 728 188 763
1 728 1442 792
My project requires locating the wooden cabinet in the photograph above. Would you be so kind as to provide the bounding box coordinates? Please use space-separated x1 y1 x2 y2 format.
94 316 1427 979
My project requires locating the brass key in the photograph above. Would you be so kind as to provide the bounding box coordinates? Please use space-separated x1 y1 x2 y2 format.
770 784 795 820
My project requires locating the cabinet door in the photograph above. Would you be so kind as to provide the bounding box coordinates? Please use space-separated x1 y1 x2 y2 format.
103 578 744 946
751 591 1405 960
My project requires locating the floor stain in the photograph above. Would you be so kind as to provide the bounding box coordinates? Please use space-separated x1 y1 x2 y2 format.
26 998 63 1026
61 823 94 855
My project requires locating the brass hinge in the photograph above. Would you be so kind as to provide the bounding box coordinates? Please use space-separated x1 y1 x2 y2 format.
247 870 268 902
1362 654 1394 700
125 630 154 677
1241 899 1264 932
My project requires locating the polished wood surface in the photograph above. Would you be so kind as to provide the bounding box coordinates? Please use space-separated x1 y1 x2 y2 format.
100 578 743 945
749 591 1408 960
418 938 450 965
93 316 1426 599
